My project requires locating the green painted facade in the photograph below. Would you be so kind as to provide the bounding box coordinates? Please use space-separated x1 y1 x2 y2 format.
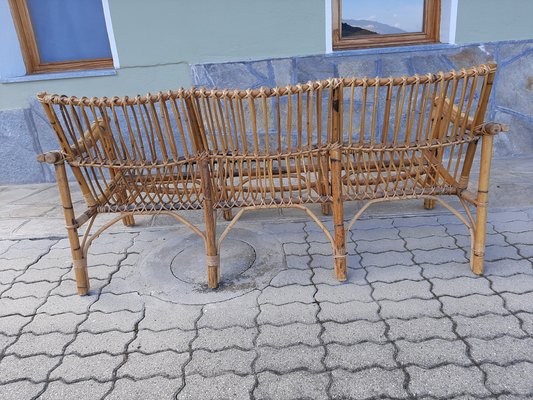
455 0 533 43
1 0 532 110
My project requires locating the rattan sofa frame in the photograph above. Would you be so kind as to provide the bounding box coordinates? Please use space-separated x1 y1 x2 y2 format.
37 63 508 295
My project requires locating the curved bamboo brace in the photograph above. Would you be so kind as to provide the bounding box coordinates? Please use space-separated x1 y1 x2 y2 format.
216 204 335 253
346 195 474 238
80 211 206 258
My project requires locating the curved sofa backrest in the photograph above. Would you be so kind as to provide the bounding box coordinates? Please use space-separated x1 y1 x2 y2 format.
189 63 496 155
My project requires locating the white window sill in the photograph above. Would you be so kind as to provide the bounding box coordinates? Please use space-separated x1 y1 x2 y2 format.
1 68 116 84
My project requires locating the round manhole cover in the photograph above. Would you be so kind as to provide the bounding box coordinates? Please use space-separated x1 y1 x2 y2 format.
132 228 285 304
170 239 256 284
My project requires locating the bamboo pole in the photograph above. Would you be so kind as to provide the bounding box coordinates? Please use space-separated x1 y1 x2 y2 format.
330 85 347 281
55 161 89 295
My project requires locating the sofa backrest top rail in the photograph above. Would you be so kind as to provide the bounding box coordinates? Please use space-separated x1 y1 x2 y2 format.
36 64 496 106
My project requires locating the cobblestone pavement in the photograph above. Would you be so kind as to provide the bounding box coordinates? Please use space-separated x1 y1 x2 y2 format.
0 183 532 399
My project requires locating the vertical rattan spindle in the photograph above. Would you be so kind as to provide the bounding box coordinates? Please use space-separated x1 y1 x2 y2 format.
330 84 347 281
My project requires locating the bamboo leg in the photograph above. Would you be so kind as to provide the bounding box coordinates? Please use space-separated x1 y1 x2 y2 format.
471 134 494 275
55 162 90 295
331 149 347 281
319 155 332 216
222 209 233 221
122 214 135 226
200 160 220 288
424 199 436 210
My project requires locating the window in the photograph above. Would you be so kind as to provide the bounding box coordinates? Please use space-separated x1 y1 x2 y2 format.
332 0 441 50
8 0 113 74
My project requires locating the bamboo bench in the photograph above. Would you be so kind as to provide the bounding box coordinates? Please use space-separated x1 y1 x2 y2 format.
37 63 508 295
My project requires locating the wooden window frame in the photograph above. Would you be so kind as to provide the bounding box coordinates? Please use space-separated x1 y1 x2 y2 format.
332 0 441 51
8 0 113 74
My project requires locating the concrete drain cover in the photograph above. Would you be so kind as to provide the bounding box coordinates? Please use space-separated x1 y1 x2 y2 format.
171 239 256 284
133 228 285 304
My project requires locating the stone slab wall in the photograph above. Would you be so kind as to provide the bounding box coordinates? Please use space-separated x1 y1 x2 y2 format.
192 40 533 159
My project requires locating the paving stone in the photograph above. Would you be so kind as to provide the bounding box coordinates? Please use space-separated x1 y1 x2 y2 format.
78 310 140 333
270 269 313 287
493 220 532 234
258 302 318 325
441 294 508 316
394 215 440 228
91 292 144 313
7 332 73 357
485 244 522 261
16 267 67 283
38 294 95 315
352 227 401 241
129 328 195 354
517 312 533 336
186 348 255 377
259 285 316 305
23 312 85 335
0 257 36 272
501 291 533 313
0 296 44 317
311 266 367 285
397 338 471 368
0 334 17 353
413 248 468 265
285 254 312 270
330 368 408 399
485 259 533 276
0 269 19 285
318 300 380 322
326 342 396 369
467 337 533 364
505 231 533 245
0 380 46 400
119 350 188 379
408 365 490 397
373 279 433 301
40 380 112 400
66 331 134 356
177 373 255 400
483 362 533 395
0 314 31 335
388 316 455 341
356 238 406 253
420 262 474 279
399 225 448 239
50 352 122 382
366 265 422 283
255 371 329 400
361 250 414 268
198 292 259 329
256 344 324 373
0 354 59 383
193 326 256 351
453 314 527 339
489 274 533 294
404 235 457 251
257 322 321 347
283 242 308 256
108 376 181 400
379 298 443 319
432 276 493 297
315 283 373 303
308 241 334 256
139 297 202 331
516 244 533 258
309 254 334 269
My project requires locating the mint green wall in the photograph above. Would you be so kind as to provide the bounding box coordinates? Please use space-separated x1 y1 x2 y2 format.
455 0 533 43
0 0 325 110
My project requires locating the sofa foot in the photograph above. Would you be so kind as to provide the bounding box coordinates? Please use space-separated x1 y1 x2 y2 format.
424 199 436 210
334 255 347 281
222 209 233 221
207 264 220 289
321 203 332 216
122 214 136 227
471 252 484 275
73 258 90 296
